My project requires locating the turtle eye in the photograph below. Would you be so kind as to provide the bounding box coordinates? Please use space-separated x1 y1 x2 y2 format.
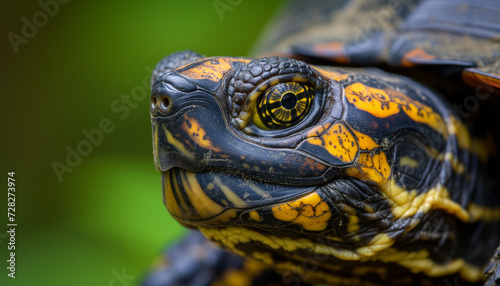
253 82 314 130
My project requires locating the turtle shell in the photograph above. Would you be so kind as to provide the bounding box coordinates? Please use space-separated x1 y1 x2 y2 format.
253 0 500 96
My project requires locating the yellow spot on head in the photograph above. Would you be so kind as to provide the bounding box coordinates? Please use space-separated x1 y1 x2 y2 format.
306 122 332 138
348 151 391 183
345 83 447 136
399 156 419 168
352 129 380 150
272 192 331 231
305 122 358 163
249 211 262 222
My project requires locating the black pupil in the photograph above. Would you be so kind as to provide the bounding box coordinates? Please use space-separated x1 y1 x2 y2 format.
281 92 297 110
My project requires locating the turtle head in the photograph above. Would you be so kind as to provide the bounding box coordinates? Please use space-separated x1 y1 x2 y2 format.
151 53 349 227
150 51 490 284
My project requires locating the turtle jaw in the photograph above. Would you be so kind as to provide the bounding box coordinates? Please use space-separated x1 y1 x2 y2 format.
152 103 334 226
160 167 322 228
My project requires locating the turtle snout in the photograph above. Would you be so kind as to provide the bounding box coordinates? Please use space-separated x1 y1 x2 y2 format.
150 92 171 115
150 72 197 117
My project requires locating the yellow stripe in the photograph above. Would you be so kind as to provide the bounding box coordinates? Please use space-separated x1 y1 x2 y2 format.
383 180 470 222
245 182 272 199
180 171 224 219
356 233 394 256
375 248 483 281
399 156 419 168
153 124 160 163
348 144 470 223
200 226 362 261
468 203 500 222
199 226 484 282
162 126 195 160
164 172 182 218
172 171 190 216
213 177 247 208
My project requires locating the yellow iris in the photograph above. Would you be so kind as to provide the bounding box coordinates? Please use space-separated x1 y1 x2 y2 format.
253 82 313 130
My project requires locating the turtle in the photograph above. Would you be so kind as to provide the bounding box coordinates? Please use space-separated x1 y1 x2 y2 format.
145 0 500 285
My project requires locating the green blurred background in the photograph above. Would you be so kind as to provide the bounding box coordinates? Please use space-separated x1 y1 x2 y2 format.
1 1 285 285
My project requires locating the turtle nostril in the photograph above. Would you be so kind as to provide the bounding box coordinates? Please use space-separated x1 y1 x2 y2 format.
151 97 157 109
161 97 170 109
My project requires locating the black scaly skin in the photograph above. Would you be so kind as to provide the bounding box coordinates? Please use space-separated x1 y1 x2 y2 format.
142 231 300 286
485 245 500 286
228 57 317 119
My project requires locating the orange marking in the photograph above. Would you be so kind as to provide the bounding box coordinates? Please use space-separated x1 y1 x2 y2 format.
272 192 331 231
357 153 372 167
312 42 350 64
345 83 447 136
315 67 351 82
182 114 220 152
346 151 391 183
372 152 391 179
300 157 327 173
306 122 332 138
352 129 380 150
180 58 243 81
305 122 359 163
472 72 500 90
462 69 500 94
402 48 436 67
